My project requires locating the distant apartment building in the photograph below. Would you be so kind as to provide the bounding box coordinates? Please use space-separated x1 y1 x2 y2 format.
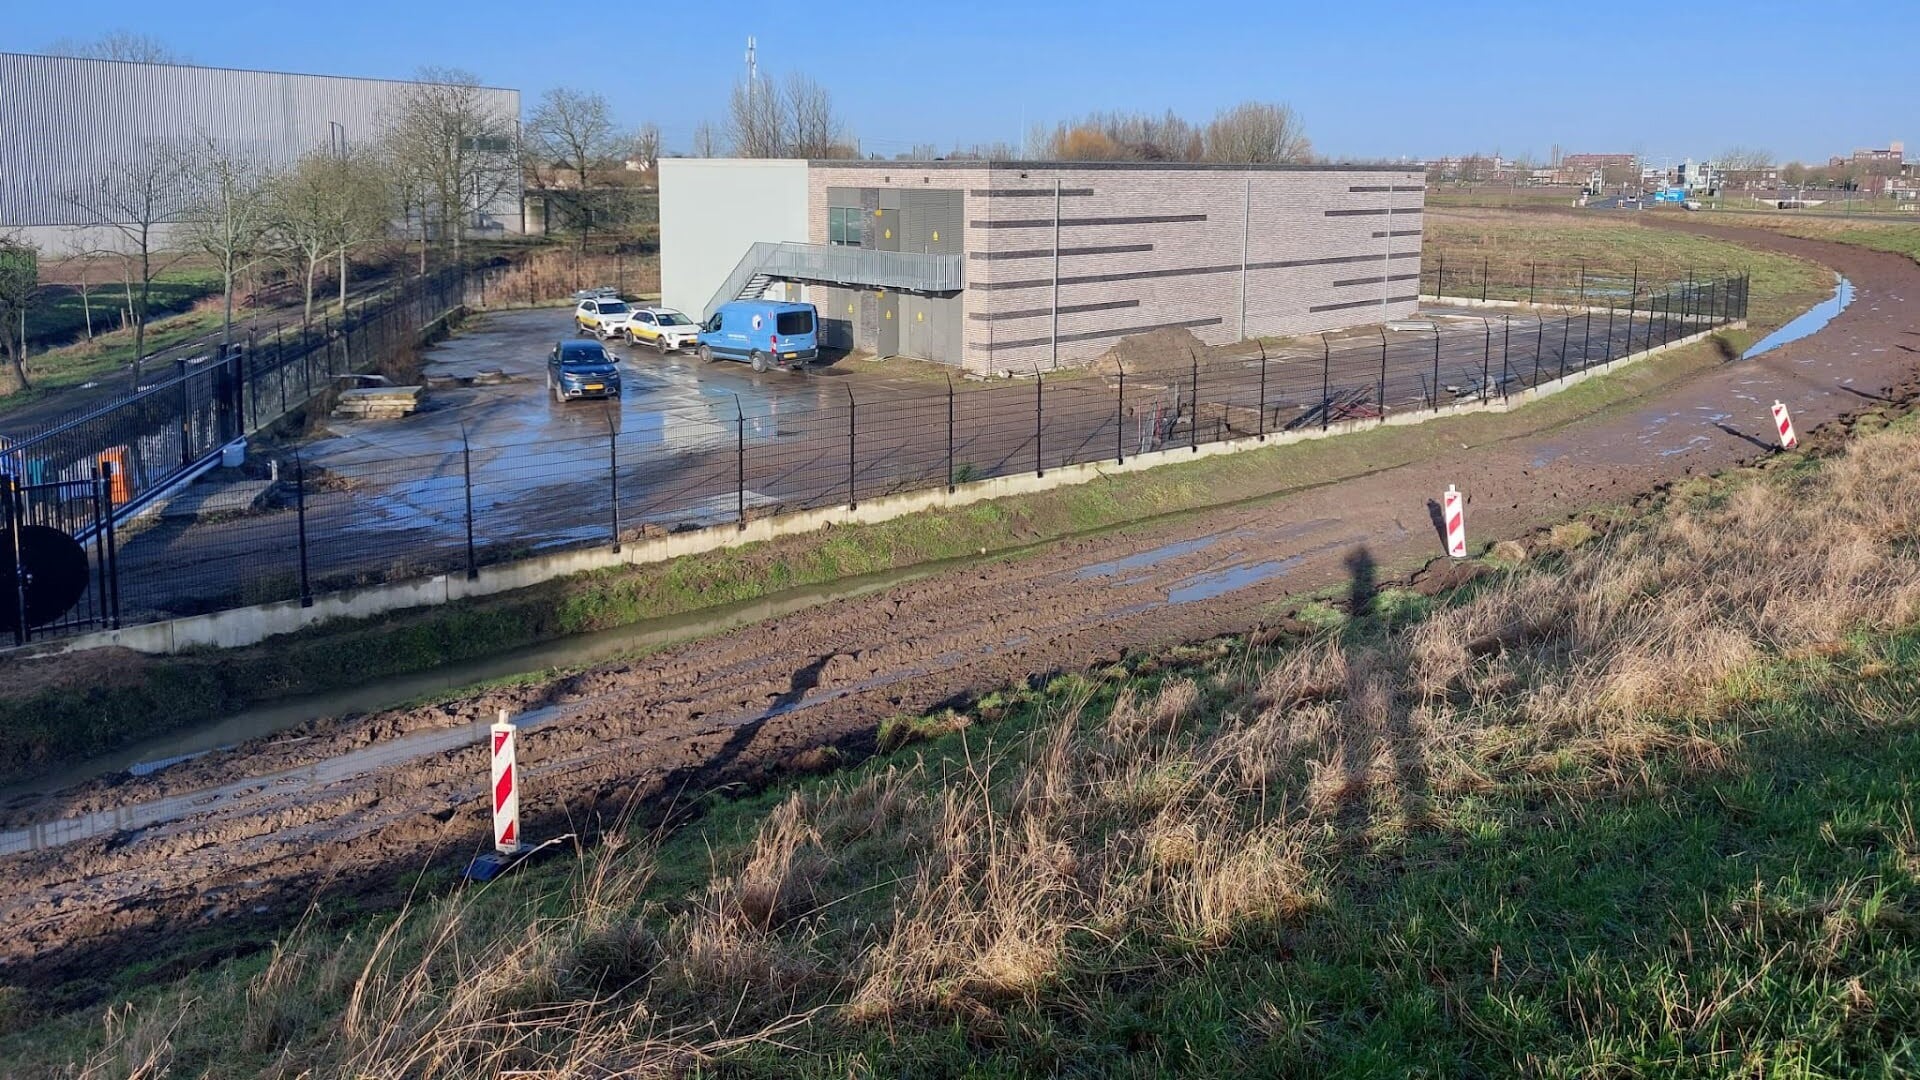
1835 141 1906 168
660 158 1426 375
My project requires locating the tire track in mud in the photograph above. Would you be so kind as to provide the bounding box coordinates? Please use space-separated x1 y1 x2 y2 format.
1 223 1914 992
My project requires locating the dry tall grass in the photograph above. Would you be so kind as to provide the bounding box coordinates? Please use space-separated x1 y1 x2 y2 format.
41 422 1920 1077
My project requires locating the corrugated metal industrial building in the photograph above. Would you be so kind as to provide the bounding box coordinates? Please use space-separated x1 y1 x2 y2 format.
0 52 522 247
660 159 1425 375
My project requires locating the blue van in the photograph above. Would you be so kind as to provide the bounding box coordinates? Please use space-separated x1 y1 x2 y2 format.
697 301 819 373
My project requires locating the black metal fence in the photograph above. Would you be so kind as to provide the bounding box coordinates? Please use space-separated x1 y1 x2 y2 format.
1 269 468 519
69 269 1746 633
1421 255 1744 310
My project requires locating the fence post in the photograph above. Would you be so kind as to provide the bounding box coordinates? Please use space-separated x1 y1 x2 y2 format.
90 466 109 626
178 367 193 468
1377 328 1388 420
1533 316 1544 385
947 377 957 489
462 426 478 580
846 385 858 509
1260 344 1273 437
735 396 746 530
1035 372 1045 476
6 475 25 647
1480 256 1489 302
1578 260 1587 304
1320 333 1331 431
1189 352 1199 451
294 454 313 608
1685 271 1695 326
1528 261 1536 305
102 463 121 626
608 413 622 552
1558 315 1571 380
1626 283 1638 357
1500 316 1511 402
1605 303 1616 365
1480 320 1491 403
1582 309 1592 372
1116 361 1128 461
1437 255 1445 300
1430 329 1441 411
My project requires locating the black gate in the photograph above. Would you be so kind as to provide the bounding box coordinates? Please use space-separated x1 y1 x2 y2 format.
3 469 121 646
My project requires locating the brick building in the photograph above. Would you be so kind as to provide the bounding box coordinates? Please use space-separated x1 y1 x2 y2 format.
659 159 1425 375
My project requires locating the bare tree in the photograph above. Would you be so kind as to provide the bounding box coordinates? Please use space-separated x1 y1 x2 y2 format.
265 151 391 323
690 121 722 158
528 88 622 243
1781 161 1809 188
381 67 517 268
1035 110 1203 162
1203 102 1312 164
57 235 114 341
786 73 854 158
178 134 270 353
629 122 662 175
43 30 186 64
727 74 788 157
0 236 36 393
62 141 192 388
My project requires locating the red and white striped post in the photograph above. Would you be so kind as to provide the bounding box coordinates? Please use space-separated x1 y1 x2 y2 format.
1443 485 1467 559
1771 400 1798 449
490 709 521 854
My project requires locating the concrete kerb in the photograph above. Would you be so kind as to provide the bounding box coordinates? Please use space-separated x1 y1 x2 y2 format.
23 321 1740 658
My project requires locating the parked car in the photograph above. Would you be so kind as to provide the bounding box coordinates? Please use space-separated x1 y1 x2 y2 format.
696 301 819 373
574 296 633 340
625 307 701 353
546 339 622 402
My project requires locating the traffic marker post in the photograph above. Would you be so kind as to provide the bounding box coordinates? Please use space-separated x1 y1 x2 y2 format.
1443 485 1467 559
465 708 531 882
1771 400 1798 449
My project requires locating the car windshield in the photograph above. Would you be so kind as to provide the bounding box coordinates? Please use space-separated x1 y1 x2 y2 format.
561 347 610 367
775 310 814 335
656 312 691 326
597 301 629 315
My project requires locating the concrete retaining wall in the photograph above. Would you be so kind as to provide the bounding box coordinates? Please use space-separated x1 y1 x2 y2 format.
28 320 1740 657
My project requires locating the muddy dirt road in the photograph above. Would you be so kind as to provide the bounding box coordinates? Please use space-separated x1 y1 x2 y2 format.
1 224 1913 993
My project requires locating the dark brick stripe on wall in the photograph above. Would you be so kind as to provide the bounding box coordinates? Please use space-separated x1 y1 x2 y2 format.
1331 273 1421 288
968 299 1141 322
968 244 1153 261
970 213 1208 229
1349 185 1395 192
969 188 1095 197
1325 208 1394 217
1309 295 1420 313
980 249 1420 291
971 316 1225 352
1392 185 1424 192
1248 250 1420 271
1372 229 1423 238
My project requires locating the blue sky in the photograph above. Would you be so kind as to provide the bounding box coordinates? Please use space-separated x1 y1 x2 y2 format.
3 0 1910 164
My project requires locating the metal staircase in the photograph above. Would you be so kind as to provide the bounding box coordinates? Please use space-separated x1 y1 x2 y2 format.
703 242 965 319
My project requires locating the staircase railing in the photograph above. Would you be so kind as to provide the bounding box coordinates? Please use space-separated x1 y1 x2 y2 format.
702 243 966 319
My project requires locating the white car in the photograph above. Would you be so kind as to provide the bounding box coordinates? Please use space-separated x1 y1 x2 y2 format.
574 296 633 340
624 307 701 353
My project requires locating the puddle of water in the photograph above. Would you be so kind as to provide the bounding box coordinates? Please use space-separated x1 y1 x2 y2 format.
1742 276 1854 359
1075 534 1227 580
1168 556 1303 604
0 555 972 803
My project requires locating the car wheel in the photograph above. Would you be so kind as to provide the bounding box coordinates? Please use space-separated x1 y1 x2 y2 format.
750 351 768 374
698 345 713 364
655 336 667 355
552 381 565 404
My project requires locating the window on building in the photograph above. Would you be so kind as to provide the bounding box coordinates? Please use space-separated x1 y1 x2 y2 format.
829 206 864 246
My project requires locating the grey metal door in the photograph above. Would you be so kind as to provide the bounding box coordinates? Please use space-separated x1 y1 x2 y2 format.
878 291 900 356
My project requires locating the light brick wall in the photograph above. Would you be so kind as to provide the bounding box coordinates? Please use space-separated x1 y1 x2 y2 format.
802 162 1422 375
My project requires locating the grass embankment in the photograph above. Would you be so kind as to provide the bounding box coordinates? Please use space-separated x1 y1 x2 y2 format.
1695 209 1920 268
1423 206 1833 330
12 392 1920 1077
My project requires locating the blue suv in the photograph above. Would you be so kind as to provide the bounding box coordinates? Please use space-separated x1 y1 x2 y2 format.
697 301 819 373
546 339 622 402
